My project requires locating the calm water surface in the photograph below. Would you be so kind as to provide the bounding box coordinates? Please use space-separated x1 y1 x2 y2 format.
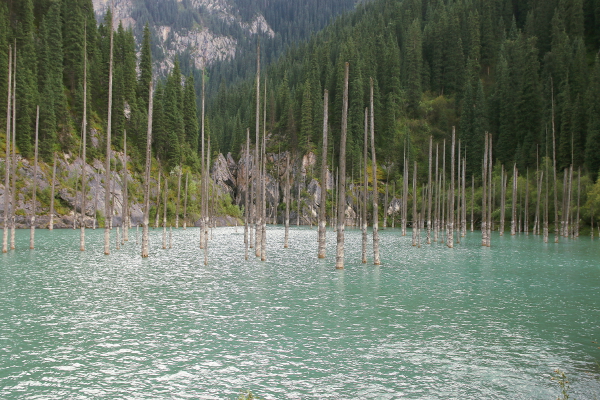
1 227 599 399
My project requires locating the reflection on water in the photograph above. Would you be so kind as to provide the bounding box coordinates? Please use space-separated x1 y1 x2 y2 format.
1 227 599 399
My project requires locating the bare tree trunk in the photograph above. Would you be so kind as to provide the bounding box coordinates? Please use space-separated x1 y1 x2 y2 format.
471 174 474 232
81 34 88 249
462 156 467 237
3 45 11 252
122 130 128 241
427 136 432 244
402 151 408 236
162 176 168 249
284 150 290 248
576 168 580 238
175 166 181 229
434 144 440 241
29 106 39 249
544 155 549 243
369 78 380 265
204 138 210 265
487 133 493 247
245 129 250 258
511 164 517 235
412 161 418 247
154 171 161 229
336 62 349 270
524 169 529 235
447 128 455 248
200 68 206 250
534 171 543 235
482 133 488 246
261 79 267 261
318 90 329 259
104 10 114 255
141 82 153 258
183 172 188 229
9 44 16 250
551 79 559 243
362 112 368 263
500 166 506 235
456 141 461 244
441 139 446 244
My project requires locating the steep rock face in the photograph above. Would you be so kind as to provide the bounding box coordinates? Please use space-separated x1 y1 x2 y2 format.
92 0 273 75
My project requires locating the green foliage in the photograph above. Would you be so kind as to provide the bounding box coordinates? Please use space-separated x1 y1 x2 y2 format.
551 369 571 400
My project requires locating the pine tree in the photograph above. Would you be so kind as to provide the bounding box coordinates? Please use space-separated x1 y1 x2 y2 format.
585 55 600 178
183 75 199 153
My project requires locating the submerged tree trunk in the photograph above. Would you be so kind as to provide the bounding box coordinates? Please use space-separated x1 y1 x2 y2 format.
361 107 368 264
318 90 329 259
284 150 290 248
487 133 493 247
427 136 432 244
447 128 455 248
524 169 529 235
369 78 380 265
175 166 181 229
141 82 153 258
104 12 114 256
154 171 161 229
3 45 12 252
412 161 418 247
10 45 16 250
335 62 349 270
511 164 518 236
81 36 89 249
183 173 188 229
162 176 168 249
500 166 506 235
482 133 488 246
245 129 250 258
30 106 39 249
122 130 128 242
434 144 440 241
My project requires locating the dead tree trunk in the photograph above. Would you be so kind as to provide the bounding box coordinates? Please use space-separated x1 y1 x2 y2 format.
245 128 250 258
470 174 474 232
9 45 16 250
369 78 380 265
104 11 114 255
511 164 518 235
284 150 290 248
447 128 455 248
336 62 349 270
175 166 181 229
434 144 440 241
154 171 161 229
162 176 168 249
3 45 12 253
487 133 493 247
141 82 153 258
402 151 408 236
482 133 488 246
412 161 418 247
183 172 188 229
524 169 529 235
500 166 506 235
81 34 88 249
122 130 128 241
362 108 368 263
427 136 432 244
318 90 329 259
30 106 39 249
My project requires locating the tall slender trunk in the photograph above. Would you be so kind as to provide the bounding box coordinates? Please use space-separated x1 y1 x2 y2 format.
9 44 16 250
524 169 529 235
204 138 210 265
29 106 39 249
104 9 114 255
500 166 506 235
447 128 455 248
200 68 206 249
81 34 88 249
183 173 188 229
470 174 474 232
427 136 432 244
318 90 329 259
534 171 543 235
245 129 250 258
261 79 267 261
175 166 181 229
576 168 580 238
412 161 418 247
3 45 11 252
511 164 518 235
162 176 168 249
487 133 493 247
122 130 128 241
462 155 467 237
551 79 559 243
402 151 408 236
362 111 368 263
544 152 549 243
482 133 488 246
456 141 461 244
141 82 153 258
441 139 446 244
434 144 440 241
154 171 161 229
335 62 349 270
284 150 290 248
369 79 380 265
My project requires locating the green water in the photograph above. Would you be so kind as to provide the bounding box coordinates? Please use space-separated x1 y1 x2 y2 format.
1 227 599 399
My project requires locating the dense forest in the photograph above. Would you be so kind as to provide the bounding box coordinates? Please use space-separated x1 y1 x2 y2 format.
209 0 600 183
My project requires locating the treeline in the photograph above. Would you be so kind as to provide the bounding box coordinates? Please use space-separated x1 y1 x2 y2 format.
209 0 600 182
0 0 200 170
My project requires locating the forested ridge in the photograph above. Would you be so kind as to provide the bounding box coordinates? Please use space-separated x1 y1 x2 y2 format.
210 0 600 182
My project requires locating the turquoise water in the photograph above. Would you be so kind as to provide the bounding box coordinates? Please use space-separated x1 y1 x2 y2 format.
1 227 599 399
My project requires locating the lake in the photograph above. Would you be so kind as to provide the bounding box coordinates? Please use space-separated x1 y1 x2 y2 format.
1 226 599 399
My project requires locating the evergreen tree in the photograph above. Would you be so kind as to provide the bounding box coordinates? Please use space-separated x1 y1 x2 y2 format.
585 55 600 177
